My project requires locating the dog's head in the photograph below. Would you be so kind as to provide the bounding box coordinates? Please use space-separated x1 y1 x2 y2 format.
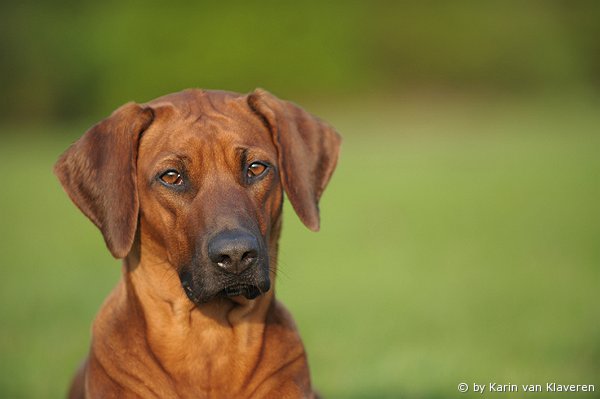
54 89 341 304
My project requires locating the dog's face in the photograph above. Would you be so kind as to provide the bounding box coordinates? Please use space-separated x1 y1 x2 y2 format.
137 93 282 302
55 89 340 305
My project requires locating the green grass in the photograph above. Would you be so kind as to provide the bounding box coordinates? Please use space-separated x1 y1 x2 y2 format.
1 96 599 398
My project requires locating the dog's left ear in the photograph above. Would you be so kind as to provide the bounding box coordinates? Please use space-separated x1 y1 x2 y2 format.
248 89 342 231
54 102 154 258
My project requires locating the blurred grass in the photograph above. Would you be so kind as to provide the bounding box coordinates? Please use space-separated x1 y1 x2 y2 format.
1 95 599 398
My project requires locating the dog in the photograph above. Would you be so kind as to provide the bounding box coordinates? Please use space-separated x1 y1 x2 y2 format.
54 88 341 398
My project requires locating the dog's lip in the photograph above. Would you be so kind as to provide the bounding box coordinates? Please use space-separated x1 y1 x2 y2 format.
180 274 264 303
181 279 199 302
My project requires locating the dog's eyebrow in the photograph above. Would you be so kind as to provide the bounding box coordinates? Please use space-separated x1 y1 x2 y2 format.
235 146 272 161
155 152 193 165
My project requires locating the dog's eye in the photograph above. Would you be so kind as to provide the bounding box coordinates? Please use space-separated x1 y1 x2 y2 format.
247 162 269 179
160 170 183 186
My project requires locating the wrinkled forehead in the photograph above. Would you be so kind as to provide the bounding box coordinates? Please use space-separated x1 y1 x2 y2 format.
138 90 275 161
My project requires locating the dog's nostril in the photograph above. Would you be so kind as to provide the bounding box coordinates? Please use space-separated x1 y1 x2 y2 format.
241 250 258 266
216 255 232 269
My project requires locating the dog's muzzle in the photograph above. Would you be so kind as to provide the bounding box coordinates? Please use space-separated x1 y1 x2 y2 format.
179 229 271 304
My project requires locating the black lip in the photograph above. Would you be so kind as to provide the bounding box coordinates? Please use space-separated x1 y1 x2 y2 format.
179 272 198 301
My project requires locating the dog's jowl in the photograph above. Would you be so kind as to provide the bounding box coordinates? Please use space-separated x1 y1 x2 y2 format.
55 88 341 399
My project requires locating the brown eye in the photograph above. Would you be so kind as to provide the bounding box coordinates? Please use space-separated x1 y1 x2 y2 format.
160 170 183 185
247 162 268 179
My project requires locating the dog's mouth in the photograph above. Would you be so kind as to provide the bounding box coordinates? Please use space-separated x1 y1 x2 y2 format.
221 284 262 299
179 271 267 304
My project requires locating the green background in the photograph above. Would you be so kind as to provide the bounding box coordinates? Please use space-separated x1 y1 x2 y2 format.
1 2 599 398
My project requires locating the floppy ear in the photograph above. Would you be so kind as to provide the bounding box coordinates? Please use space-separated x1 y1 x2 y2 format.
248 89 341 231
54 102 154 258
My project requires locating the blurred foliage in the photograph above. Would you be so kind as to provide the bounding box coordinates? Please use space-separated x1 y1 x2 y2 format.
1 1 600 123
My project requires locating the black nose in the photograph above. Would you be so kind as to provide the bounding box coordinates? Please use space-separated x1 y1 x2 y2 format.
208 230 260 274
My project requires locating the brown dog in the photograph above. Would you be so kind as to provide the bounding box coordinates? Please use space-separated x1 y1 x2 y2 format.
54 88 341 398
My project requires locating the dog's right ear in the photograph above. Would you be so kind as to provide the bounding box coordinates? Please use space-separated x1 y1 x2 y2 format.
54 103 154 259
